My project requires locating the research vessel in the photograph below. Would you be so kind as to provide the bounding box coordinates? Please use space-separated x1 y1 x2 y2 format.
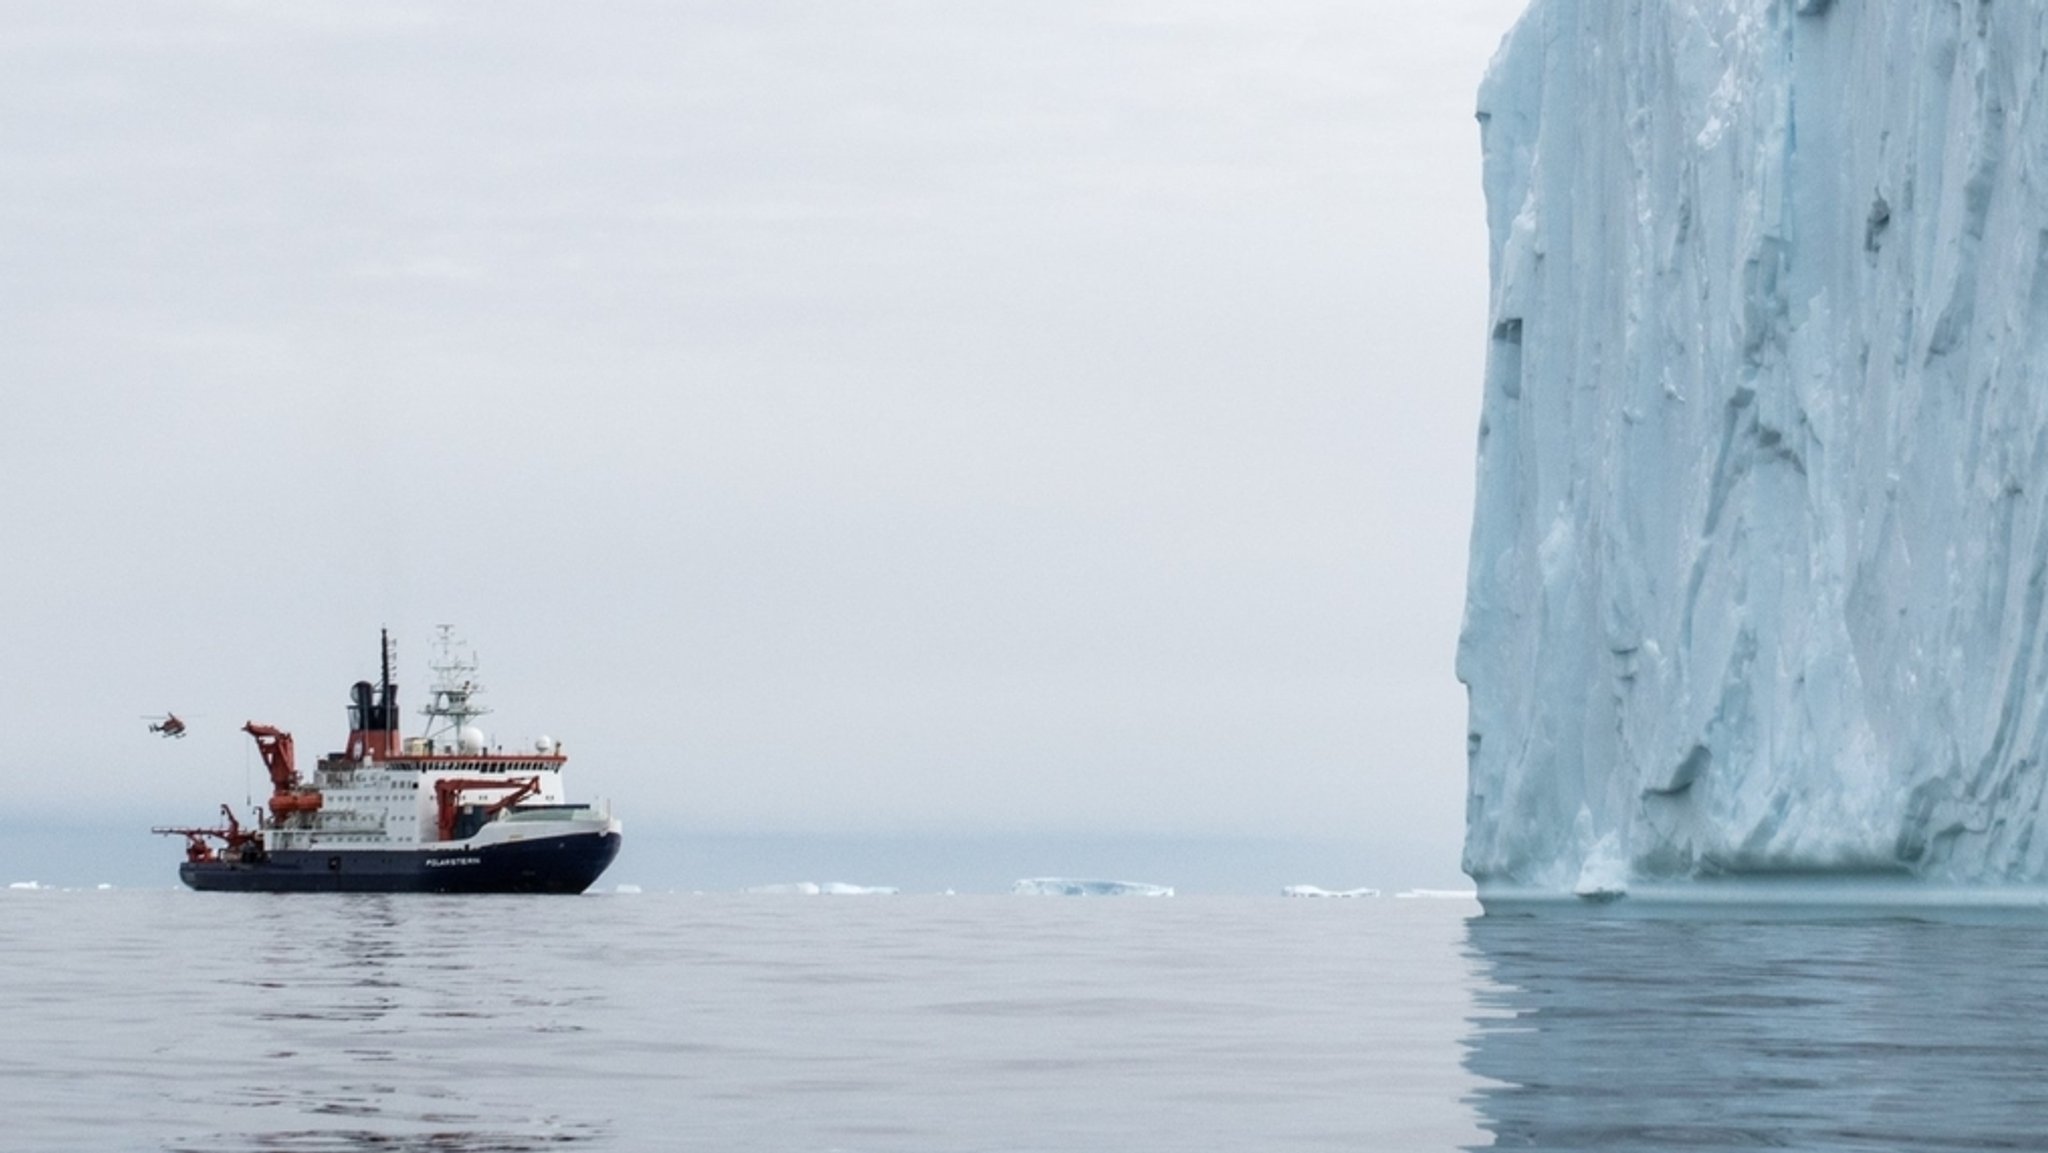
153 629 622 893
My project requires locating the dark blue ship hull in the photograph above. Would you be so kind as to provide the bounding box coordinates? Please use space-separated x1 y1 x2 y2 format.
179 830 622 894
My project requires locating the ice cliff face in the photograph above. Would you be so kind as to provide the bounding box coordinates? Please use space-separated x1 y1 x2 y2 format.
1460 0 2048 895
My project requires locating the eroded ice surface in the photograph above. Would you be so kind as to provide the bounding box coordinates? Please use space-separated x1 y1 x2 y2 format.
1012 878 1175 897
1462 0 2048 900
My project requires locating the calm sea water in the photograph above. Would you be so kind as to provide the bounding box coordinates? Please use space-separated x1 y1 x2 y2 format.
3 890 2044 1151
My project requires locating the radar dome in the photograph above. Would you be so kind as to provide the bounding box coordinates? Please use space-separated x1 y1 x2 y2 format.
535 736 555 754
458 726 486 754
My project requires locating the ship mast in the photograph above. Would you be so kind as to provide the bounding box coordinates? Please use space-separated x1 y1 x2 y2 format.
419 624 491 749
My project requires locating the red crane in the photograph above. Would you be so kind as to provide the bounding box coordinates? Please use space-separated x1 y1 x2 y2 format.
433 776 542 841
150 803 263 863
244 722 323 817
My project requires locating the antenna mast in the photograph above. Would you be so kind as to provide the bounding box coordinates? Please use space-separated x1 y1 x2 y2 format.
419 625 491 746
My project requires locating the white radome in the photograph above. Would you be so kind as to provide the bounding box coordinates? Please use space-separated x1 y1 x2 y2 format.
458 726 486 754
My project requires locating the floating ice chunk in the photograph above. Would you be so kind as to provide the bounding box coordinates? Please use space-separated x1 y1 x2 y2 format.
746 881 898 895
7 881 41 891
1012 877 1174 897
1394 888 1480 900
614 883 643 894
96 884 113 891
1282 885 1380 898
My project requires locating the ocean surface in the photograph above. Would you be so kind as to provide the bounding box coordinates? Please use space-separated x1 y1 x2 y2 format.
5 889 2046 1152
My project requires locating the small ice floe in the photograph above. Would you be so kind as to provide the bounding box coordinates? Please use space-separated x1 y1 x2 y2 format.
7 881 42 891
1281 885 1380 898
614 883 644 894
1394 888 1481 900
96 883 114 891
745 881 899 895
1012 877 1174 897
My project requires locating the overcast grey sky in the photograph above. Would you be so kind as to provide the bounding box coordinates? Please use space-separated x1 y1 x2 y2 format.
1 1 1526 880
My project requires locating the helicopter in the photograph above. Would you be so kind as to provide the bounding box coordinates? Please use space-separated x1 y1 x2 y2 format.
145 713 188 739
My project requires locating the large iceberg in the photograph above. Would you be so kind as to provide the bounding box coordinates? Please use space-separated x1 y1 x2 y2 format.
1462 0 2048 902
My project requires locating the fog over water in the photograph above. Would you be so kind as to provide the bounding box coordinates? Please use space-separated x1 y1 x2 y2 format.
0 2 1527 887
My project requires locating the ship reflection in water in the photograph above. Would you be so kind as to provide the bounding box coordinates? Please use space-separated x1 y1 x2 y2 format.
170 895 607 1153
1460 911 2048 1151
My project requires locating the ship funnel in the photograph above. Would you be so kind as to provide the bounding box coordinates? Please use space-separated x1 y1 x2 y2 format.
350 680 374 732
345 630 405 760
